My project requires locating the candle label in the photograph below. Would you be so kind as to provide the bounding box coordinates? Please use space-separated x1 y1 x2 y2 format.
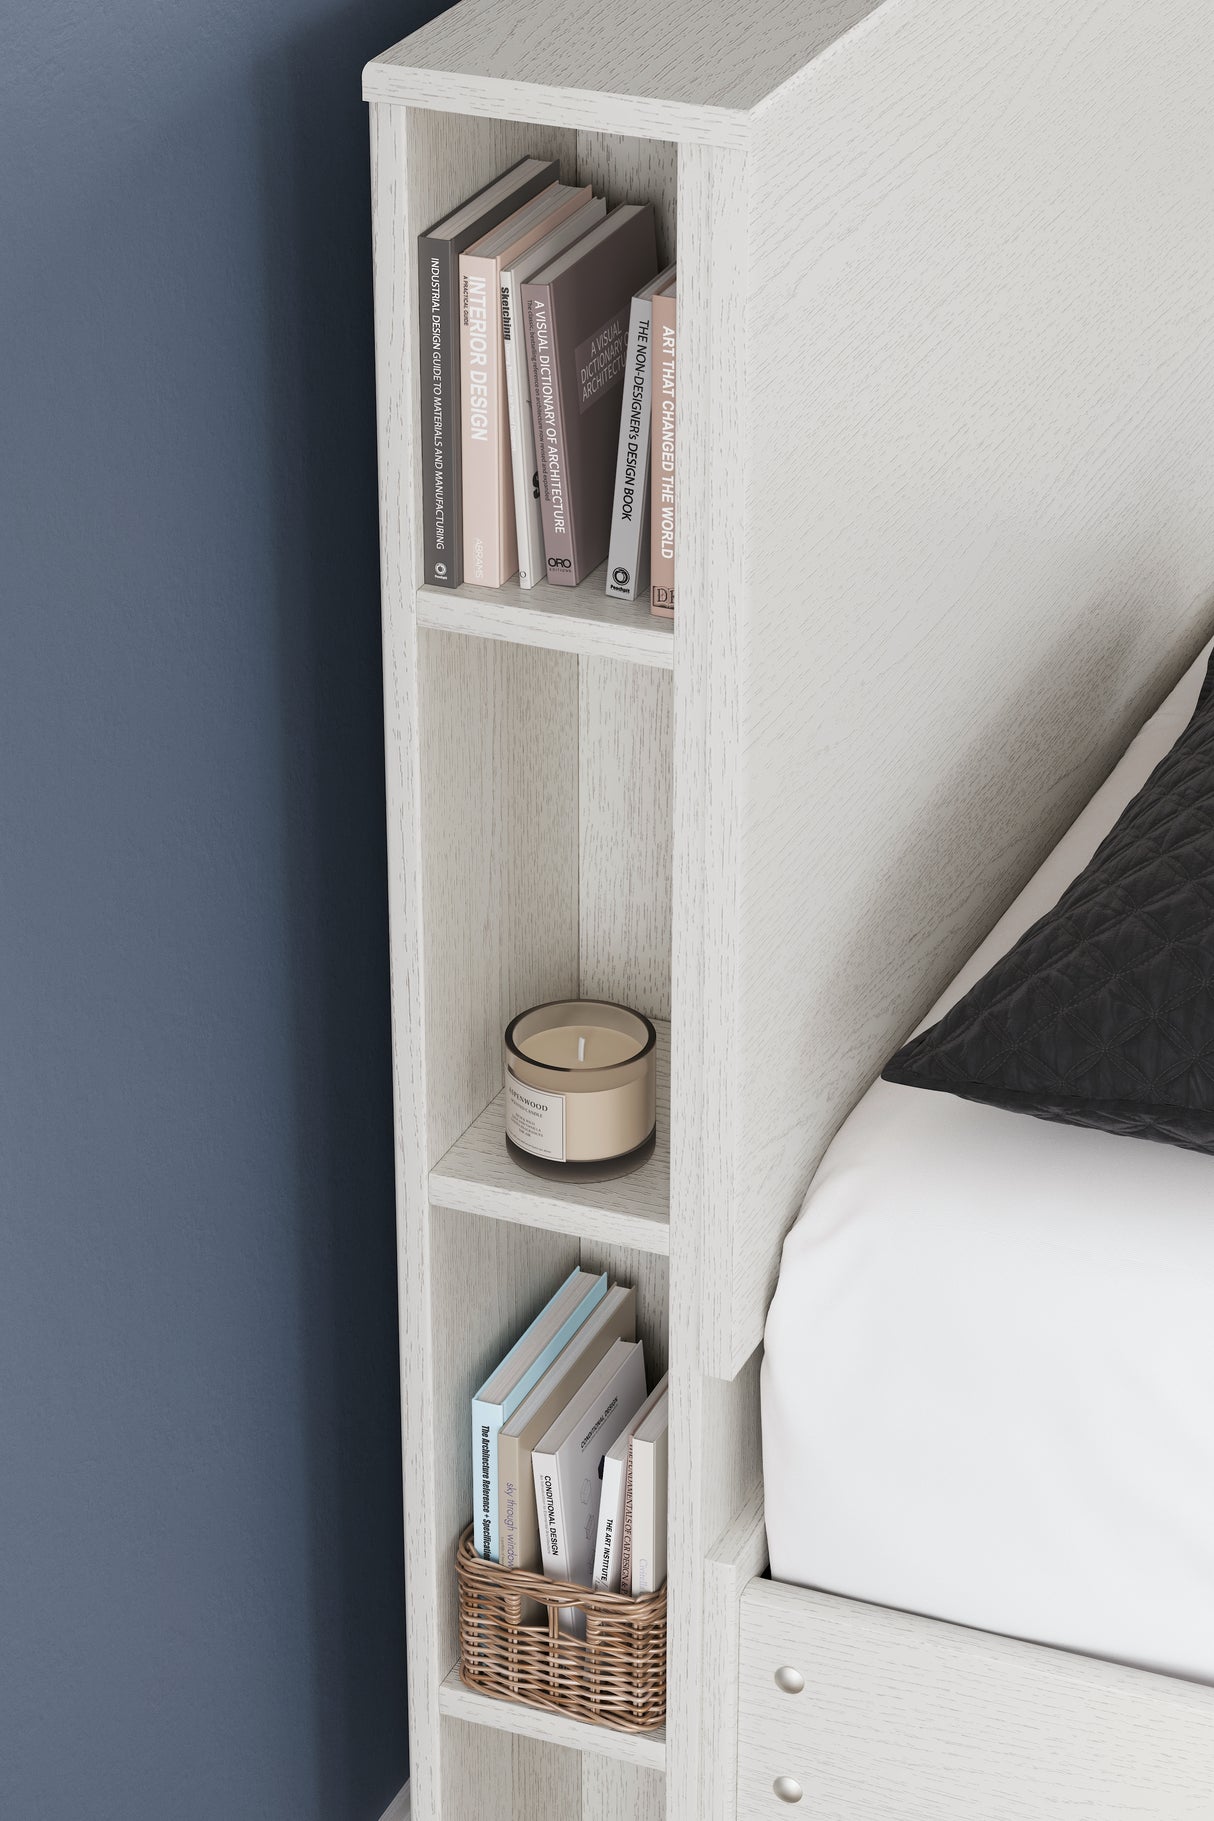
506 1072 566 1162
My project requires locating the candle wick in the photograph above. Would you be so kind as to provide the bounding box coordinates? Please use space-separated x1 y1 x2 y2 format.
578 1036 586 1063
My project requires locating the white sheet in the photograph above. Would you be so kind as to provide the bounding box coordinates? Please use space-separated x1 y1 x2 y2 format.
762 643 1214 1684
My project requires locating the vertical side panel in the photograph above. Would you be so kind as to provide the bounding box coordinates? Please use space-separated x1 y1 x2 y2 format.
372 101 577 1821
574 132 678 264
370 95 441 1821
723 0 1214 1374
579 659 673 1021
668 139 757 1821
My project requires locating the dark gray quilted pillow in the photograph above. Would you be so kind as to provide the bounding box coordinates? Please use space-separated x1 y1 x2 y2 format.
883 652 1214 1155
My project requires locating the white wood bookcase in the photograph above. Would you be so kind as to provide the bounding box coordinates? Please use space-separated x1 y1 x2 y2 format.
365 0 1214 1816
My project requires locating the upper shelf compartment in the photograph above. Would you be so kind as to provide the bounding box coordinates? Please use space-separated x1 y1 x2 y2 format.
361 0 885 143
417 569 673 670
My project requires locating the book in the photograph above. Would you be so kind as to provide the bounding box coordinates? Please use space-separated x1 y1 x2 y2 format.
521 204 659 586
471 1267 607 1561
502 197 607 589
497 1283 636 1578
650 282 677 617
591 1370 667 1594
605 266 676 602
531 1338 646 1634
619 1443 635 1596
460 183 593 587
628 1379 670 1594
417 157 560 590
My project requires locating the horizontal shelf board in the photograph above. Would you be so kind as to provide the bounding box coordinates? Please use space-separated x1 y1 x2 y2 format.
430 1019 670 1252
439 1669 667 1770
364 0 884 139
416 569 673 671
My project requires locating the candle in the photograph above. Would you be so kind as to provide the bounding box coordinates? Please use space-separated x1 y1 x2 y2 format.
504 999 657 1180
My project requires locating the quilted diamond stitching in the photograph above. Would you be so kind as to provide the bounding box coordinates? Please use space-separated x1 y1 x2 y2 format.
883 655 1214 1155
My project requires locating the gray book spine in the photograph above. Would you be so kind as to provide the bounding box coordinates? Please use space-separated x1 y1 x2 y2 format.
605 293 656 602
523 285 576 578
418 235 460 588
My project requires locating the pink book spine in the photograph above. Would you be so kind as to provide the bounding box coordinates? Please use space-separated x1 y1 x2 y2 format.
649 289 676 618
460 254 503 586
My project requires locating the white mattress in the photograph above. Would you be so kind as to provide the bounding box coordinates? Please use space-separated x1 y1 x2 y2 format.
763 644 1214 1684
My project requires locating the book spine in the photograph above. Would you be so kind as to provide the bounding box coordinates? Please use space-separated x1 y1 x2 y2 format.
460 254 502 587
418 236 461 589
532 1448 570 1582
593 1454 627 1592
650 291 676 617
498 1430 521 1571
619 1447 635 1595
606 294 655 602
503 274 545 590
523 284 576 584
631 1438 654 1594
471 1397 503 1561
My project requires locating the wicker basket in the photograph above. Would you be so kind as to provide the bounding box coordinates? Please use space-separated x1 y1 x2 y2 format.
455 1526 667 1733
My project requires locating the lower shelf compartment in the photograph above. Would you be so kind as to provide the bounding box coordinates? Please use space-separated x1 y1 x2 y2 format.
439 1669 667 1771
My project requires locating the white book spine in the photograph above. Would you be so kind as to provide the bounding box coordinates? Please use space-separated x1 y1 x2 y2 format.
631 1438 655 1594
532 1449 571 1583
592 1452 628 1592
605 293 656 602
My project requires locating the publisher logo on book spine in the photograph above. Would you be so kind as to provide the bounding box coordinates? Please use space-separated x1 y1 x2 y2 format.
612 566 630 588
652 586 674 610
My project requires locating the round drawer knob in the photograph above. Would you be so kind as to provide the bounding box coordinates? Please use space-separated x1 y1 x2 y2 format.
773 1774 803 1803
774 1664 805 1694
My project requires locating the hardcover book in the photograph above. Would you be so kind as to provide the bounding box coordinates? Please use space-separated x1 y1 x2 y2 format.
605 266 676 602
628 1379 669 1594
417 157 559 589
650 282 677 617
459 183 593 588
531 1338 646 1633
521 204 659 586
591 1370 667 1594
470 1267 607 1561
502 197 607 589
497 1283 636 1579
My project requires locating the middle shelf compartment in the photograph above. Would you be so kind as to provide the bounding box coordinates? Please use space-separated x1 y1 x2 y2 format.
430 1018 670 1251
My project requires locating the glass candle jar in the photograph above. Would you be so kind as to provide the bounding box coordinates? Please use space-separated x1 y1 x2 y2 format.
504 999 657 1181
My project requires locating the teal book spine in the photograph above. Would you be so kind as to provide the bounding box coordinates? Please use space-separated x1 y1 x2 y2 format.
471 1271 607 1561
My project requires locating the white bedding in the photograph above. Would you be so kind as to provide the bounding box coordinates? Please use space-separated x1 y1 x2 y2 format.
762 644 1214 1684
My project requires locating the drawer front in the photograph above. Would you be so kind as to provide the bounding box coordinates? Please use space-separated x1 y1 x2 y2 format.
738 1578 1214 1820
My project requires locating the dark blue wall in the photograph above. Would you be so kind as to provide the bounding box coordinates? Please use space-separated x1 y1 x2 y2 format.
0 2 435 1815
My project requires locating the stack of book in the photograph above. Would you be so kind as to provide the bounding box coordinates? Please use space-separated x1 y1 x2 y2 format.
471 1268 670 1625
418 157 678 616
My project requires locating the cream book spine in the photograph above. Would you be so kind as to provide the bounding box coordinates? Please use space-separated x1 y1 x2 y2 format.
629 1385 669 1594
502 197 606 590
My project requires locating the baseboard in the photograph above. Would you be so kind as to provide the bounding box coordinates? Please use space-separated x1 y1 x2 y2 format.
378 1780 409 1821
